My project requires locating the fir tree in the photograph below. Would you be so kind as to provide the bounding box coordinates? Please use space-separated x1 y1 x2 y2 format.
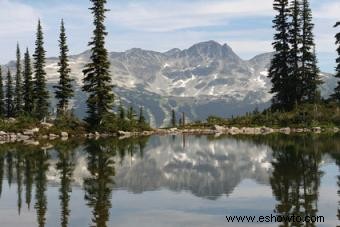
138 107 146 124
118 101 125 120
300 0 322 103
54 19 74 116
82 0 114 127
23 48 34 114
6 69 14 118
127 106 136 122
268 0 291 111
0 66 5 117
33 20 49 120
14 43 23 116
171 109 176 127
331 22 340 102
288 0 303 105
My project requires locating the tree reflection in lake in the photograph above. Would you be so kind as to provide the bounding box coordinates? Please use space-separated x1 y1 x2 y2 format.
55 141 78 227
0 134 338 226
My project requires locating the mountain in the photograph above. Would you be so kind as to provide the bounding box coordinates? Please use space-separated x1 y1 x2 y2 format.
3 41 337 127
45 136 273 200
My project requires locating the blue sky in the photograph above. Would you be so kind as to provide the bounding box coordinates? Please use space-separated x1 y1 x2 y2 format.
0 0 339 72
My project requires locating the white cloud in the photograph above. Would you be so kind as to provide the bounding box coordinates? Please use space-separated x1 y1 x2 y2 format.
0 0 39 36
315 2 340 20
108 0 273 32
228 40 273 55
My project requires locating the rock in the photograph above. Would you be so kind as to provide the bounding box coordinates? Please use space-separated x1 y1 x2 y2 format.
61 132 68 138
0 131 7 136
280 127 291 134
31 128 40 133
295 128 304 133
334 127 339 133
229 127 240 134
24 140 40 146
49 134 59 140
41 122 53 128
23 129 35 136
6 118 17 123
169 128 178 133
261 127 273 134
213 125 226 132
17 134 30 141
95 131 100 137
142 131 153 136
118 131 133 138
312 127 321 133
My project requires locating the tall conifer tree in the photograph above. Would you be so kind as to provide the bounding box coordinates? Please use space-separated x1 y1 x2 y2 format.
0 66 5 117
54 19 74 115
33 20 49 120
332 22 340 102
14 43 23 116
23 48 34 114
6 69 14 118
82 0 114 127
300 0 322 102
288 0 303 105
268 0 291 110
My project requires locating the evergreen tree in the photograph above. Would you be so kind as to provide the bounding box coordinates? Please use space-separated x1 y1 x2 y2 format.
331 22 340 102
300 0 322 103
182 112 185 126
16 151 24 215
138 107 146 124
23 48 34 114
6 69 14 118
84 140 115 227
288 0 303 105
268 0 291 111
127 106 136 122
14 43 23 116
118 102 125 120
54 19 74 115
33 20 49 120
24 150 35 210
0 152 4 198
171 109 176 127
56 143 76 227
34 150 49 227
82 0 114 127
0 66 5 117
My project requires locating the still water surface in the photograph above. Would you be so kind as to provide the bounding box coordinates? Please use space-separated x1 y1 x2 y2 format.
0 134 339 226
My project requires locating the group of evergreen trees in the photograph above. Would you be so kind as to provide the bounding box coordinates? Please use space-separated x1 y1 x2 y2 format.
332 22 340 101
269 0 322 111
0 0 148 131
0 19 73 121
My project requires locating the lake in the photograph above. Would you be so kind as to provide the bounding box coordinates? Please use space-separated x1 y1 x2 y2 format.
0 134 339 227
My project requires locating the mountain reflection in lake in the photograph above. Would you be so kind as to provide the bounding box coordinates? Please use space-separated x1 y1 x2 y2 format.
0 134 339 227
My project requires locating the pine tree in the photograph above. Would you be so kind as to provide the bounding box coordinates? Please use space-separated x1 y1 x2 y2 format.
288 0 303 105
138 107 146 124
331 22 340 102
82 0 114 127
171 109 176 127
14 43 23 116
127 106 136 121
6 69 14 118
54 19 74 116
23 48 34 114
268 0 291 111
118 100 125 120
33 20 49 120
300 0 322 103
0 66 5 117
